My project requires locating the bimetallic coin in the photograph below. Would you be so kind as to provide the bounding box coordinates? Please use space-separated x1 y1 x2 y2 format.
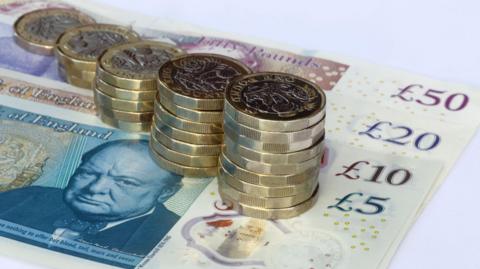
14 8 95 55
220 152 319 187
96 105 153 122
94 88 154 112
158 93 224 123
154 116 223 145
150 134 218 167
149 144 218 177
56 24 140 71
224 146 323 175
98 40 184 90
225 72 326 132
224 111 325 143
218 166 318 198
99 112 151 132
154 101 223 134
224 124 324 153
152 121 222 156
158 53 251 110
95 79 156 101
224 135 325 164
220 184 319 219
218 179 315 209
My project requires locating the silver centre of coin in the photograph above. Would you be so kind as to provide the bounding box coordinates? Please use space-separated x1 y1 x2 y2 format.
111 47 175 74
172 57 242 98
25 15 82 42
67 31 128 58
242 81 314 116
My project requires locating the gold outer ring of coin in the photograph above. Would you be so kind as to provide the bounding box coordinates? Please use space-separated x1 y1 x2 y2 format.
151 121 222 156
224 111 325 143
219 152 320 187
224 72 327 132
58 62 96 81
55 44 97 72
218 166 318 198
95 79 156 101
154 101 223 134
150 134 218 167
224 145 323 175
59 66 93 89
13 8 96 55
56 23 140 70
94 88 154 112
98 112 151 132
157 53 251 110
96 105 154 122
96 64 158 91
224 100 326 133
148 143 218 177
218 179 315 209
67 76 92 89
154 115 223 145
224 134 325 164
224 124 325 153
98 40 185 90
55 43 99 73
158 94 223 123
219 184 319 219
158 77 230 111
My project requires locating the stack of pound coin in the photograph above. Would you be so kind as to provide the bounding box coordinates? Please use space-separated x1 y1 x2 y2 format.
93 40 184 132
219 72 327 219
150 53 251 177
13 8 95 55
55 24 140 89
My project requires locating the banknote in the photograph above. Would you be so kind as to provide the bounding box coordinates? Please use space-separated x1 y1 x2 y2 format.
114 0 480 209
0 64 465 269
0 103 212 269
2 0 479 126
0 0 347 91
0 69 95 115
0 77 446 269
0 0 478 269
143 141 442 269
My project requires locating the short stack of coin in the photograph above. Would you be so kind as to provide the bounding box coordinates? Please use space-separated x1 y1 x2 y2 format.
93 40 184 132
219 72 327 219
13 8 95 55
150 53 251 177
55 24 140 89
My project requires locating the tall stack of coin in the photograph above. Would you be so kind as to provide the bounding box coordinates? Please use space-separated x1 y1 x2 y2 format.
13 8 95 55
55 24 140 89
150 53 251 177
94 40 184 132
219 72 326 219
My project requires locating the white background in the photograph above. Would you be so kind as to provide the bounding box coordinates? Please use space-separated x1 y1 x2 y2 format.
3 0 480 268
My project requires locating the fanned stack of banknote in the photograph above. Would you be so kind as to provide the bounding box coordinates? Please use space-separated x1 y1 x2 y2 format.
0 1 478 269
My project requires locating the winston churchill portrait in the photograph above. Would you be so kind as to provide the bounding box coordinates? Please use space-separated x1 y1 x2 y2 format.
0 139 183 256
